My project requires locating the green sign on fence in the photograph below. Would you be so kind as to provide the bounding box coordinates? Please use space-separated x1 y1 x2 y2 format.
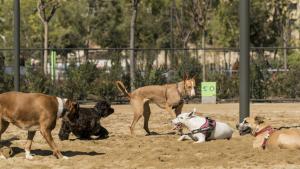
50 51 56 81
201 82 216 97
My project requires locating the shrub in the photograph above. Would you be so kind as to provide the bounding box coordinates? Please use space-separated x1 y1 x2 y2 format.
62 62 100 100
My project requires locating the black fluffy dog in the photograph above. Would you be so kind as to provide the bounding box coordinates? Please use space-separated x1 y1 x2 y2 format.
58 100 114 140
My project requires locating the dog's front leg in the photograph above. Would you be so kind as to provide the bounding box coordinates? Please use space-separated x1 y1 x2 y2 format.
24 131 36 160
194 133 206 143
58 121 71 141
93 123 109 139
40 128 68 159
178 135 192 141
0 119 9 159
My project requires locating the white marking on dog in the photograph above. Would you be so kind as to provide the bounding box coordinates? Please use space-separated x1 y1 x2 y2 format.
190 81 196 96
172 111 233 143
63 156 69 160
0 154 6 159
56 97 64 118
25 150 33 160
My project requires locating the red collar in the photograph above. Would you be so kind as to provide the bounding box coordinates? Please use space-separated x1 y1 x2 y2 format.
253 126 274 137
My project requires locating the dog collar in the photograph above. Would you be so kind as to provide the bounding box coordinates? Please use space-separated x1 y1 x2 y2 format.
253 126 275 137
56 97 67 118
254 126 276 149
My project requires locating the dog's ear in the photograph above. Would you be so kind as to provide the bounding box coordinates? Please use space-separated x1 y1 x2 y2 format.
250 112 257 118
65 99 79 112
191 75 196 80
64 99 72 108
94 100 104 110
183 73 189 81
254 115 265 124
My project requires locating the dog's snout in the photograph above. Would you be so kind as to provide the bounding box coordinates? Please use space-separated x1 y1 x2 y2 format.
236 124 240 129
110 108 114 113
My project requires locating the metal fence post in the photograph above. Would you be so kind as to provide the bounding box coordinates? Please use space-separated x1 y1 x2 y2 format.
239 0 250 122
14 0 20 91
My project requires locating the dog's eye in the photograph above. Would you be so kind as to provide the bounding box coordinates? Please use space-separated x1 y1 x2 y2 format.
180 117 183 119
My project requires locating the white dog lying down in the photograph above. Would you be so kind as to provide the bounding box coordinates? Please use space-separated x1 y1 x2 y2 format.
172 111 233 143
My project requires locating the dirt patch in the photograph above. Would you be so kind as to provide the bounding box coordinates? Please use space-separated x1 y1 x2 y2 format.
1 103 300 169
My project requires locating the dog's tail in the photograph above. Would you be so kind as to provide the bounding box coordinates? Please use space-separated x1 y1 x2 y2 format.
116 81 131 98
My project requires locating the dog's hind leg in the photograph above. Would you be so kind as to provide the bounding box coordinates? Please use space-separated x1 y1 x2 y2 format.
130 99 144 136
24 131 36 160
194 133 206 143
178 135 192 141
143 101 151 135
0 119 9 159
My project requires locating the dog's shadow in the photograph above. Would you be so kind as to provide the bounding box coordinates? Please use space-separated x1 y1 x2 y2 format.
0 136 19 147
10 147 105 157
68 136 109 141
1 136 104 158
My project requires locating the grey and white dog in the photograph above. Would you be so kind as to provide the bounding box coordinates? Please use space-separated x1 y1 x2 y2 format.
172 110 233 143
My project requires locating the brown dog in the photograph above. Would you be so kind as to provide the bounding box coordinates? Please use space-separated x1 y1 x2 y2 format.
116 77 196 135
237 115 300 150
0 92 78 159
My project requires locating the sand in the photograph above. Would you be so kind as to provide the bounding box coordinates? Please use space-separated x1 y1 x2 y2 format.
0 103 300 169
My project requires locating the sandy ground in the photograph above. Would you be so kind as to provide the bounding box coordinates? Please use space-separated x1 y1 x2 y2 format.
1 103 300 169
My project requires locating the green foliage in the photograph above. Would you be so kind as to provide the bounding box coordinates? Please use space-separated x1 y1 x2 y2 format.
208 73 239 99
135 66 167 87
176 56 202 82
0 72 13 93
0 53 13 92
23 66 53 93
62 62 99 99
208 0 239 47
0 0 299 101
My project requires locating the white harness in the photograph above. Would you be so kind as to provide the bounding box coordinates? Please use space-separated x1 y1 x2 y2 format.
56 97 65 118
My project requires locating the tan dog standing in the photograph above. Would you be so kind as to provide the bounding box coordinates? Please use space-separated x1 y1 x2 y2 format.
0 92 78 159
237 115 300 150
116 77 196 135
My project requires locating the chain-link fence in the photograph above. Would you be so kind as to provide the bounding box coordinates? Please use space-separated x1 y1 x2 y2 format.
0 47 299 103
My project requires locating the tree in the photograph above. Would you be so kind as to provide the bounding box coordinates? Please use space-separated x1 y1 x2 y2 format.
37 0 60 74
129 0 139 91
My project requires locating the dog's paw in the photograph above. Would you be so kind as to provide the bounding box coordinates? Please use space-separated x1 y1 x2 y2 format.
25 154 34 160
145 131 159 136
90 135 100 139
193 141 204 144
25 150 34 160
177 135 185 141
0 154 7 159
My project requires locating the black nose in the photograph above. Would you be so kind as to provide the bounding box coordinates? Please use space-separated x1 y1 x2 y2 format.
236 124 240 129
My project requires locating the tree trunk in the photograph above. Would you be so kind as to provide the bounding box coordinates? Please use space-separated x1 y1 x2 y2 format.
43 21 48 74
130 0 138 91
202 29 206 81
